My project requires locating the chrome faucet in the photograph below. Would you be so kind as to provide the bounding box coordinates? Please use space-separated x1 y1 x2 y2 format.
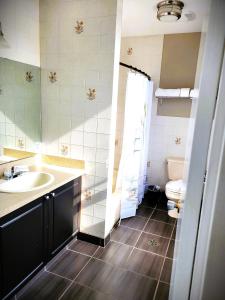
11 166 19 178
3 166 29 180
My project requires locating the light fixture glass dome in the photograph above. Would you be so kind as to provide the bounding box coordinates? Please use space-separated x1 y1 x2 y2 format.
157 0 184 22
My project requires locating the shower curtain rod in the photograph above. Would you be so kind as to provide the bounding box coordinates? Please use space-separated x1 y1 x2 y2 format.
119 62 151 81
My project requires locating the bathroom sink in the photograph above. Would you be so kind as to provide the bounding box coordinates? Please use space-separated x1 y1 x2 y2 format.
0 172 54 193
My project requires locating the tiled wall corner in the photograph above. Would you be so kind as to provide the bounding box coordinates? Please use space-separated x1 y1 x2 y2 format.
40 0 122 239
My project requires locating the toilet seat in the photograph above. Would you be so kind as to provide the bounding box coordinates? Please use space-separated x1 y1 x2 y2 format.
165 180 186 201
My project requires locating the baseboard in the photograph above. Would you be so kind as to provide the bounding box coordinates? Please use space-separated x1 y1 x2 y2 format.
77 218 121 247
77 232 110 247
113 218 121 229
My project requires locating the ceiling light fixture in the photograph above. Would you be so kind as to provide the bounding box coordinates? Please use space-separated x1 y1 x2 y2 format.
157 0 184 22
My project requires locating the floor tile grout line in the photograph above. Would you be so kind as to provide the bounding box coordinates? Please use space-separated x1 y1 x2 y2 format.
141 207 155 232
167 225 176 259
153 222 176 300
65 200 175 298
67 243 174 266
113 225 143 233
57 245 100 300
159 279 171 285
23 232 171 298
158 280 170 286
118 236 157 256
120 224 147 232
149 218 175 225
52 246 163 282
141 204 157 209
45 269 73 282
122 214 149 221
67 247 92 258
100 246 171 260
142 230 173 239
45 248 69 271
110 237 167 258
15 269 46 299
17 200 175 299
75 245 100 276
150 217 176 225
57 281 74 300
92 256 161 281
139 208 176 225
142 205 169 213
153 199 176 300
133 207 155 250
69 281 120 300
120 224 172 240
128 208 156 260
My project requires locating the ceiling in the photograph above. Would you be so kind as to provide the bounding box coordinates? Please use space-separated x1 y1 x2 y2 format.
122 0 211 36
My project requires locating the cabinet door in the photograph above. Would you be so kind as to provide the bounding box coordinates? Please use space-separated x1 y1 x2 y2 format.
49 182 74 256
0 202 44 298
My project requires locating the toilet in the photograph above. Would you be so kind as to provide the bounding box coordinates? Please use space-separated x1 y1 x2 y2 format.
165 157 186 204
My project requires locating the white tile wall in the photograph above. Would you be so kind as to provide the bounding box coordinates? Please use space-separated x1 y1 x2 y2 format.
71 145 83 160
84 132 97 148
40 0 122 239
97 134 110 149
148 116 189 188
84 147 96 162
0 59 41 152
96 148 109 163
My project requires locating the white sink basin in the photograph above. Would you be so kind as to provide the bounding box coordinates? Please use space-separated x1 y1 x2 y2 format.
0 172 54 193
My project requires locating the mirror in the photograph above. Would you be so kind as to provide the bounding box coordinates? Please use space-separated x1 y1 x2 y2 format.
0 58 41 164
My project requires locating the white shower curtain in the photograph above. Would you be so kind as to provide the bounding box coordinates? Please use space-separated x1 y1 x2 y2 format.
116 71 153 219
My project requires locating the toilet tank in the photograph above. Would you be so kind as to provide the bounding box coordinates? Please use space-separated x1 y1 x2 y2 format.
167 157 185 180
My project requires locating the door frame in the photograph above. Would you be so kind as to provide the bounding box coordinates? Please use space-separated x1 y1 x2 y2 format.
190 45 225 300
170 0 225 299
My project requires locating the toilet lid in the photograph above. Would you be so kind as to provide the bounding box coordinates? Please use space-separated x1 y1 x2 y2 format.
166 180 186 195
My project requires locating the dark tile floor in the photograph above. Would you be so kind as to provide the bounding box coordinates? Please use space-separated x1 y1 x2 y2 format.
14 192 176 300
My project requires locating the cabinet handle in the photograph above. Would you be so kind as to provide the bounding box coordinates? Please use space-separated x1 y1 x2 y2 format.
51 192 55 197
44 195 50 200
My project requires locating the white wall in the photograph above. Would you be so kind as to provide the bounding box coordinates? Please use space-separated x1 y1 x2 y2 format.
118 36 190 189
0 0 40 66
40 0 122 239
149 115 189 188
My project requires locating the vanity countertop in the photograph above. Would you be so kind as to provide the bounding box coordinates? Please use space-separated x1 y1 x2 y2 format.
0 155 16 164
0 164 84 219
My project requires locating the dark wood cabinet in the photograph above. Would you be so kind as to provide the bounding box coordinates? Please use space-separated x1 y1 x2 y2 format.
0 177 81 300
0 201 45 299
47 179 81 258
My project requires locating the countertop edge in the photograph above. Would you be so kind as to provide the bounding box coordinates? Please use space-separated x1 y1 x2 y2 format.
0 167 83 219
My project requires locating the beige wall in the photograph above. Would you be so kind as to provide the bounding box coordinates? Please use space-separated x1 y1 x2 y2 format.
116 34 195 188
158 33 201 117
115 35 164 172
